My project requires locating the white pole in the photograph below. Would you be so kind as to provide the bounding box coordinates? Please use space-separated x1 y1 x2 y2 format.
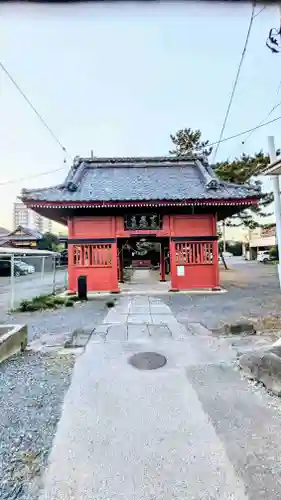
52 256 57 294
10 253 15 311
41 256 45 280
248 227 251 260
268 136 281 288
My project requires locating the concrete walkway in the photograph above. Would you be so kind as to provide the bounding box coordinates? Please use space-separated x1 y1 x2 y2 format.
40 296 281 499
120 269 170 293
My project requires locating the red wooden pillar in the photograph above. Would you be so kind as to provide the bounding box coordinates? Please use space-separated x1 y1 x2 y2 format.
111 241 120 293
212 214 220 289
169 240 178 291
159 242 166 281
119 245 124 283
68 244 75 292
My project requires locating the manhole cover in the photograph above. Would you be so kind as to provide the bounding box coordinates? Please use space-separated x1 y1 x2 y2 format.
128 352 167 370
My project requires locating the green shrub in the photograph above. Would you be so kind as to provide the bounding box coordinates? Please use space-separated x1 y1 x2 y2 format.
269 246 279 260
53 296 67 305
17 293 73 312
19 300 30 312
67 295 80 303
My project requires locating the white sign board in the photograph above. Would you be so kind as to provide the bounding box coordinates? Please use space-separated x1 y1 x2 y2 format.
177 265 185 277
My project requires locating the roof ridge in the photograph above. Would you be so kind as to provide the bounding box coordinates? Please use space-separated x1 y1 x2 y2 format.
71 155 206 169
79 155 203 163
194 159 220 189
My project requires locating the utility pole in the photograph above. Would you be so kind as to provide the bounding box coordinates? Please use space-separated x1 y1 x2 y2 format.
248 227 252 260
268 136 281 288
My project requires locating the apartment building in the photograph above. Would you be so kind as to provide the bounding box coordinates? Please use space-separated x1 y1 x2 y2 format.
13 202 53 233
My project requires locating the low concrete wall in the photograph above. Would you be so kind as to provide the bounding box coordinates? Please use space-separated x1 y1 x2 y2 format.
0 324 28 363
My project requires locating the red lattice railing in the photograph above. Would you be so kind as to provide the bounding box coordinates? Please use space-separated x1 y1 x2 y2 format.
73 244 113 267
175 242 213 265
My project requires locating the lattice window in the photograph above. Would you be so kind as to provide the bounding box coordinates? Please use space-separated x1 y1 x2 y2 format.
175 242 213 265
73 244 112 266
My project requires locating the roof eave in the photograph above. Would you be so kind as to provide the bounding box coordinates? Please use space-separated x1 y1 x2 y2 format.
22 196 260 208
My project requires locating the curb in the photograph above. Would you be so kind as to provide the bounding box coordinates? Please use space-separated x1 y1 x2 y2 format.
0 324 27 364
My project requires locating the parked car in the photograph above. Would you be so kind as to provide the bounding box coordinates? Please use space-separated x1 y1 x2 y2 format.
16 261 35 274
257 250 273 263
0 260 28 277
56 249 68 266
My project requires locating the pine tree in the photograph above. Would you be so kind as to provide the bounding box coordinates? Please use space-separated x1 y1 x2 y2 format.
170 128 275 230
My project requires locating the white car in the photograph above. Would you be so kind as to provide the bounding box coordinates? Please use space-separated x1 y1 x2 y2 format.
257 250 272 263
17 261 35 274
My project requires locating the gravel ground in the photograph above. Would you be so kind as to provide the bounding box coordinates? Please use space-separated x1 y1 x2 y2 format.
0 298 110 342
0 351 75 500
164 263 281 331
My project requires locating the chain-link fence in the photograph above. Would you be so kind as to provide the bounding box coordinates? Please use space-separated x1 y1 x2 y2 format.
0 253 68 313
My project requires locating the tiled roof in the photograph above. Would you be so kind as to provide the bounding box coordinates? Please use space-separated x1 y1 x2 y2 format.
8 226 43 240
21 156 260 203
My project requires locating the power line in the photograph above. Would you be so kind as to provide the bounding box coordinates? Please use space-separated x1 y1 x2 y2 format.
206 114 281 151
0 61 70 158
241 78 281 145
212 3 256 162
0 166 69 187
242 101 281 144
1 114 281 188
253 5 266 18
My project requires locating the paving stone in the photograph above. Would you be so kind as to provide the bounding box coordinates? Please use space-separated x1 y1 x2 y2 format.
92 324 110 341
149 306 171 315
147 324 172 339
150 315 178 326
168 322 190 340
107 324 127 341
127 314 152 324
127 324 150 340
129 306 150 314
103 313 128 324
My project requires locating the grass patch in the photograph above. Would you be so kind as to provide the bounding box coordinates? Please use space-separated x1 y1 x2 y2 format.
17 294 77 312
251 314 281 334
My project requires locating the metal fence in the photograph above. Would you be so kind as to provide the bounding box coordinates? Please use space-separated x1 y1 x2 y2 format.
0 254 68 313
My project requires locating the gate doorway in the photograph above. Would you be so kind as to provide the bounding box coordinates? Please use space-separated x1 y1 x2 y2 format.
117 237 170 291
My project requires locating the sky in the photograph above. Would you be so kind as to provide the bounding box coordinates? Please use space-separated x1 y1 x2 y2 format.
1 1 280 237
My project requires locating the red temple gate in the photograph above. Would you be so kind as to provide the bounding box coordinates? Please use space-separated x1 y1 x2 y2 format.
66 213 220 292
20 155 259 293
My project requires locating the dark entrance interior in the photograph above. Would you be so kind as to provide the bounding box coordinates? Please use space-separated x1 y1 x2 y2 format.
117 237 170 285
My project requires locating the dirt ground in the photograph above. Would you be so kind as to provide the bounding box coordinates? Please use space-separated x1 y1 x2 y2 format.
220 261 281 334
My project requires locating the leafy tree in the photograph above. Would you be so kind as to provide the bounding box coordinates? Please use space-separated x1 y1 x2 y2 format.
269 245 279 261
170 128 276 230
218 241 243 256
38 232 60 252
